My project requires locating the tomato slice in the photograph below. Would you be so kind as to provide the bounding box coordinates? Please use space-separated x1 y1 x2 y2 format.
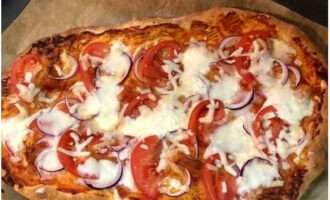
252 105 287 155
57 131 108 179
250 91 267 113
131 135 162 199
188 99 225 145
79 42 110 92
202 154 237 200
123 93 159 118
138 40 180 82
235 30 269 83
10 54 42 94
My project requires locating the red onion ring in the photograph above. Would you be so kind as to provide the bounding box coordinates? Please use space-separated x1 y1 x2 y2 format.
240 157 272 176
83 156 123 189
35 148 64 172
162 168 192 197
35 100 75 136
274 59 289 85
4 140 16 158
225 87 254 110
243 123 251 136
47 55 78 80
183 95 200 113
133 54 149 84
109 136 132 152
65 94 99 121
287 66 301 88
218 36 242 63
166 130 199 160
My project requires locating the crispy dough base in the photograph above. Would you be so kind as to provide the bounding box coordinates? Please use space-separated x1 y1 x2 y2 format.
2 7 327 200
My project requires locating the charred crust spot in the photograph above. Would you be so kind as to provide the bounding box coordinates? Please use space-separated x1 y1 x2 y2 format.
1 163 15 187
257 168 307 200
32 40 48 49
1 76 10 97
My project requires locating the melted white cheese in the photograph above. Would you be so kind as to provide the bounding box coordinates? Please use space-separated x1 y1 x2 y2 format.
37 107 76 136
90 76 123 132
238 160 280 194
17 83 40 102
101 40 131 82
78 157 122 188
270 38 296 64
209 75 240 104
118 95 187 138
178 44 216 97
204 116 261 168
1 104 43 157
118 161 137 191
263 83 313 124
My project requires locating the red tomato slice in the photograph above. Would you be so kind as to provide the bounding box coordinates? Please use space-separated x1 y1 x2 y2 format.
235 30 269 83
250 91 267 113
131 135 162 199
138 40 180 82
188 99 225 145
202 154 237 200
79 42 110 92
83 42 110 58
252 105 287 155
123 93 159 118
57 131 107 179
10 54 42 94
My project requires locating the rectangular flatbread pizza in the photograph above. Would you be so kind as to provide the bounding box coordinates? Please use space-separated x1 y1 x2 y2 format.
1 7 327 200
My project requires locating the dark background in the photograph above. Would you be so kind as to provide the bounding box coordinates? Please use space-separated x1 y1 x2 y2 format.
1 0 328 31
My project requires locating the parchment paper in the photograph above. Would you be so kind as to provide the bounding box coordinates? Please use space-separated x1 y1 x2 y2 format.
1 0 327 199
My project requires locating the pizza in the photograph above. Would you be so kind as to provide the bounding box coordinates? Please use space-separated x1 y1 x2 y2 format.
1 7 327 200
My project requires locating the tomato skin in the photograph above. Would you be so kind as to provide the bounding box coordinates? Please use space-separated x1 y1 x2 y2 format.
202 154 237 200
123 93 158 118
252 105 277 138
138 40 180 82
131 135 161 199
79 42 110 92
10 54 42 94
188 99 225 145
83 42 110 58
57 131 99 179
252 105 287 155
235 30 269 83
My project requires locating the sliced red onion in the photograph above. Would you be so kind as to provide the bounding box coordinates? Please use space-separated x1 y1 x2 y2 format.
5 140 16 157
183 95 200 113
83 157 123 189
240 157 272 176
166 130 199 160
35 106 75 136
218 36 242 63
48 55 78 80
65 95 99 121
99 135 133 152
109 136 132 152
35 135 56 146
287 66 301 88
35 148 64 172
225 87 254 110
243 124 251 136
161 168 192 197
133 54 149 84
274 59 289 85
96 52 132 85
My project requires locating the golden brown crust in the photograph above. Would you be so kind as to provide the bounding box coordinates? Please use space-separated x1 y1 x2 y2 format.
2 7 327 200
